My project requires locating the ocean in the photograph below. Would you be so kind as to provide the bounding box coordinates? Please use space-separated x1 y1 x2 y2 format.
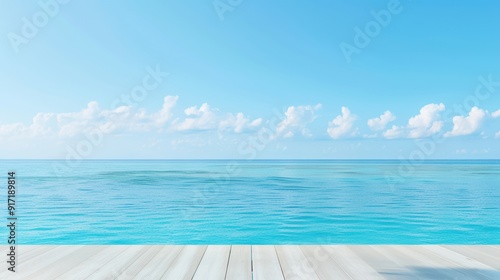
1 160 499 244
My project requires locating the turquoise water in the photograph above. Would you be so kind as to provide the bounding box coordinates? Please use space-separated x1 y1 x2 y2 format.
1 160 499 244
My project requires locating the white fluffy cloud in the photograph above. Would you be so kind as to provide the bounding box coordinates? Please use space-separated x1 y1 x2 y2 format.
173 103 218 131
444 107 486 137
219 113 262 133
0 123 30 138
367 111 396 131
56 96 179 137
153 96 179 126
0 112 56 139
3 99 498 143
57 102 141 137
0 95 266 143
172 103 262 133
407 103 445 138
275 104 322 138
0 95 265 140
327 106 357 139
382 103 445 139
383 125 404 139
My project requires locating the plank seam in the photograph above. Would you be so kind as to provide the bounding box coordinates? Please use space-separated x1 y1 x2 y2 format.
158 246 185 279
82 245 132 280
320 246 355 280
189 246 208 280
223 245 233 280
274 246 287 280
117 245 164 279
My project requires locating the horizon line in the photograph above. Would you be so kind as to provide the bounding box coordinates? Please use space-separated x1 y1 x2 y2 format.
2 158 500 161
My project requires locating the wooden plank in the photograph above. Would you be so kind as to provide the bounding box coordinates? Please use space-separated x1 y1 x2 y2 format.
275 245 320 280
422 245 500 279
481 245 500 257
350 245 415 280
160 246 207 280
322 245 384 280
7 245 40 268
489 245 500 251
371 245 460 280
23 246 108 279
192 245 231 280
55 246 129 279
134 245 184 279
392 245 480 279
471 246 500 262
443 246 500 270
225 245 252 280
19 245 61 263
300 245 350 280
1 245 499 279
12 246 83 277
16 245 39 255
115 245 164 279
0 246 71 278
0 246 60 278
0 244 32 279
85 245 151 280
252 246 284 280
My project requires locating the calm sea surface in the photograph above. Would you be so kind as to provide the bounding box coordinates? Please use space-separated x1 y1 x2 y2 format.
1 160 499 244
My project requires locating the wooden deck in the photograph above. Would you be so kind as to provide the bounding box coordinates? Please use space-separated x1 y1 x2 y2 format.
2 245 500 279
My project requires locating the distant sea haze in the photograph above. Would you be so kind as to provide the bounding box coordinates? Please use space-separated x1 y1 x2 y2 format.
2 160 499 244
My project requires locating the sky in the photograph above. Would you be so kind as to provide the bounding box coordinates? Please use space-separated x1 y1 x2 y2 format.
0 0 499 159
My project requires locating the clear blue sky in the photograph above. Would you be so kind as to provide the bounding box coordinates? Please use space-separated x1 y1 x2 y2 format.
0 0 499 159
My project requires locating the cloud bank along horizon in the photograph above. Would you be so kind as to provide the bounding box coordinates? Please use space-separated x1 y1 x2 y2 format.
1 93 499 159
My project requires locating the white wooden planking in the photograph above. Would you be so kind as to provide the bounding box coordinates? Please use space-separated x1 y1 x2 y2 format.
422 245 500 279
10 245 38 256
392 245 476 279
348 245 412 280
13 246 84 278
23 246 107 279
1 245 500 280
55 246 129 279
225 245 252 280
443 245 500 270
0 245 61 278
84 245 151 280
478 246 500 261
19 245 61 263
116 245 164 279
300 245 351 280
160 245 207 280
371 245 455 280
133 245 183 279
18 245 39 253
0 246 93 279
192 245 230 280
408 246 493 280
252 246 284 280
0 246 46 278
321 245 384 280
275 245 320 280
368 246 418 275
